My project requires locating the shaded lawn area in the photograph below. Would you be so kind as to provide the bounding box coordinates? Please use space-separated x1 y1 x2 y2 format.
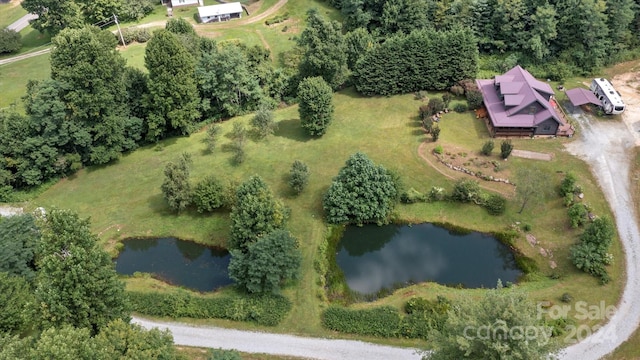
0 53 50 109
32 87 623 338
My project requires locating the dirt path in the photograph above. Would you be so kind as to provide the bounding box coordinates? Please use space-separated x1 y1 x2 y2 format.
561 74 640 358
0 47 50 66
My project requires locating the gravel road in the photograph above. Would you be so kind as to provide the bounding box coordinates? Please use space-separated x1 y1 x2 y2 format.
132 317 423 360
561 97 640 359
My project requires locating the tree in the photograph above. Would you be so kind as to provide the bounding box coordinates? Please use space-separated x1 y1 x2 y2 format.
50 26 133 165
571 217 615 283
298 76 334 136
0 214 39 279
526 4 558 61
515 167 549 214
145 30 200 141
323 152 397 225
344 28 376 70
196 43 265 119
500 139 513 159
34 209 129 333
165 18 196 35
297 9 349 90
450 179 481 203
481 140 494 155
0 272 31 334
230 122 247 165
229 176 289 250
95 319 178 358
191 175 225 213
424 284 558 360
161 153 193 212
289 160 310 194
229 229 302 294
30 325 96 360
431 125 441 142
354 28 478 95
0 29 21 54
205 124 221 153
22 0 83 35
251 104 278 139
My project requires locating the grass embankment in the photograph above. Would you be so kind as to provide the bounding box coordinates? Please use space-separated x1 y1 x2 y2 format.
30 87 623 342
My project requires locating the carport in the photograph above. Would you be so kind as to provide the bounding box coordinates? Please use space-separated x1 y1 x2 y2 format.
566 88 601 107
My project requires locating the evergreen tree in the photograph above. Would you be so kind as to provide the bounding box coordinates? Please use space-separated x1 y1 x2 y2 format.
145 30 201 141
323 152 397 224
0 214 39 279
297 9 349 90
298 77 334 136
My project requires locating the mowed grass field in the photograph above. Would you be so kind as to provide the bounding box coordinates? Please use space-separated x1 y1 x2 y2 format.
30 86 624 340
0 0 633 354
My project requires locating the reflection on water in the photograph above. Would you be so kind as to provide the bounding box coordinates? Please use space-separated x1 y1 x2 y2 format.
115 238 232 292
336 224 522 295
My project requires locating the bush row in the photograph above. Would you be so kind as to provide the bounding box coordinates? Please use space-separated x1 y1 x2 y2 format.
117 28 152 45
322 298 450 339
265 13 289 25
127 290 291 326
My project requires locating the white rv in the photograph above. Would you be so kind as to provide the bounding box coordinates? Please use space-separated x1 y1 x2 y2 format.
590 78 625 115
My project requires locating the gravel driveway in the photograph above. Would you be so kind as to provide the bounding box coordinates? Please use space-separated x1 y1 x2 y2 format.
561 99 640 359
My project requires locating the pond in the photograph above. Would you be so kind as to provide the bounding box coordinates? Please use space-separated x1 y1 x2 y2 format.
115 238 233 292
336 223 522 295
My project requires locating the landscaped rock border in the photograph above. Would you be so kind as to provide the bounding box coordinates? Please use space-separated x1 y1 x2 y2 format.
433 153 515 186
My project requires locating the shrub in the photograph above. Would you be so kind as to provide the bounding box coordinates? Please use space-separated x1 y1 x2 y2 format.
466 89 484 110
442 93 452 108
431 125 441 142
427 98 445 116
481 140 494 156
191 176 225 213
119 28 136 45
419 105 430 120
422 117 433 133
434 145 443 155
0 29 21 54
135 28 152 43
265 12 290 25
321 306 402 337
231 138 246 165
559 172 578 197
522 223 532 232
127 291 291 326
568 203 588 228
454 103 468 112
251 105 277 139
450 179 481 203
400 188 427 204
500 139 514 159
450 84 465 96
484 194 507 215
515 255 539 274
428 186 446 202
561 293 573 303
289 160 310 194
205 124 221 153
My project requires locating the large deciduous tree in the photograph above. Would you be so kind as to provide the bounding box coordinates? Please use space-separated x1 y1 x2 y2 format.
229 176 288 251
515 167 550 214
424 284 558 360
145 30 201 141
298 76 334 136
196 43 264 119
0 214 39 279
323 152 397 225
0 272 31 334
50 26 134 165
22 0 83 35
297 9 349 90
34 209 129 333
229 229 302 294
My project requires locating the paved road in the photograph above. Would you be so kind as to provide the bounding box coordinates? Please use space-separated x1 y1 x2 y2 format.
6 13 37 32
132 317 423 360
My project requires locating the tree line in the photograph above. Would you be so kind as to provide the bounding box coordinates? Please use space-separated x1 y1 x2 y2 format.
329 0 639 75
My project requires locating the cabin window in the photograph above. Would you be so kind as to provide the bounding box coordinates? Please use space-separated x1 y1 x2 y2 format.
543 125 551 131
528 105 536 114
615 106 625 111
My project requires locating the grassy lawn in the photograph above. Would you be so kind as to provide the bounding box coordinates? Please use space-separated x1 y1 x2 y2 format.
0 0 27 29
0 0 633 355
0 53 50 109
30 87 624 342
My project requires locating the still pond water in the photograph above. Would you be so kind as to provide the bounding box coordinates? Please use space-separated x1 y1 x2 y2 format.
336 223 522 295
115 238 232 292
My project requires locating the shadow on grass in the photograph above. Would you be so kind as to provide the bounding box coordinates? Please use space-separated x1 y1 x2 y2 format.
412 128 426 136
274 118 312 142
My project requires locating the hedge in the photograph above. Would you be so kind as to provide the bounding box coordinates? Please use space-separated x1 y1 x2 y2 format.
128 290 291 326
322 306 402 337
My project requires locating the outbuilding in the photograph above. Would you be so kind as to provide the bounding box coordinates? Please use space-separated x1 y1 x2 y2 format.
171 0 202 7
198 2 243 23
